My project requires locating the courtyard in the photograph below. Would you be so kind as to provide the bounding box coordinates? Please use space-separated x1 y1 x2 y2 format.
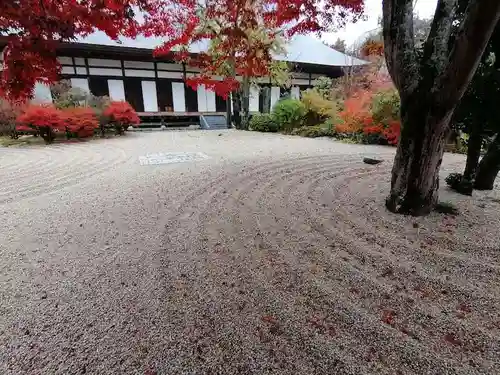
0 130 499 374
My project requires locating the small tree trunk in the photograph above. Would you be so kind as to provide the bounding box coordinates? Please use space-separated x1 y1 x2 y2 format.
386 99 452 216
226 96 232 129
39 127 56 144
232 91 241 129
463 125 483 181
474 133 500 190
240 78 250 130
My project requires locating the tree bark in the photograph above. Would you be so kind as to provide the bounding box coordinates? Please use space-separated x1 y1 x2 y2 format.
474 134 500 190
463 124 482 181
240 77 250 130
232 91 241 129
383 0 500 215
226 96 232 128
386 97 452 215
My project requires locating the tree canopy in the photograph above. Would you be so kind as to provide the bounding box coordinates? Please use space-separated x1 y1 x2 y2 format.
0 0 365 101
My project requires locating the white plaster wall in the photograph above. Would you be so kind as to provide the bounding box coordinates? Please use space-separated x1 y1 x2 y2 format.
141 81 159 112
124 69 155 78
70 78 90 94
270 86 281 110
124 61 155 69
249 86 260 112
57 56 73 65
197 85 207 112
89 68 122 76
205 89 216 112
172 82 186 112
75 67 87 75
88 58 122 67
291 86 300 100
61 66 75 75
157 71 183 79
32 82 53 103
107 80 126 101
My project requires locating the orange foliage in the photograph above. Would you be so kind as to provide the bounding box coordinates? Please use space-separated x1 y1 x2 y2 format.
16 105 66 132
335 88 401 146
63 107 99 138
360 39 384 57
103 101 140 126
336 90 373 133
383 120 401 145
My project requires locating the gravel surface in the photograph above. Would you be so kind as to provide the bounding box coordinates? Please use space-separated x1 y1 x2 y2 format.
1 130 499 375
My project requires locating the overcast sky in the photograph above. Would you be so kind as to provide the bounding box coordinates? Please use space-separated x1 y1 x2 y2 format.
323 0 438 47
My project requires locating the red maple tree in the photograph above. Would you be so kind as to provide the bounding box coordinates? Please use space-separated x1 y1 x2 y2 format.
147 0 365 97
0 0 364 101
0 0 160 101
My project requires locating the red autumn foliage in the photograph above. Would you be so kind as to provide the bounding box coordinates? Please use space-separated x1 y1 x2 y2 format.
146 0 364 97
0 0 160 101
383 121 401 146
336 90 373 133
16 104 67 143
362 116 384 135
1 0 365 101
63 107 99 138
103 101 140 127
334 82 401 146
16 105 65 132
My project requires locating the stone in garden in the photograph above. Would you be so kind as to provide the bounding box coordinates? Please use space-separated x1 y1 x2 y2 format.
363 157 383 165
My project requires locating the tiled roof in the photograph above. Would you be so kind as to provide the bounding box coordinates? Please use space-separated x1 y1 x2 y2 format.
77 32 368 67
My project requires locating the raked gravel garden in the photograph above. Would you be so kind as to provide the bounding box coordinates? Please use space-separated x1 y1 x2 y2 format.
0 130 499 374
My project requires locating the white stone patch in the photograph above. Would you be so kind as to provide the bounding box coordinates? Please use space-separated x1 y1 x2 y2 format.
139 152 209 166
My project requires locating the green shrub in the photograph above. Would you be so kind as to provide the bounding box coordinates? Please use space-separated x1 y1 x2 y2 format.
371 89 400 125
361 132 386 145
445 173 463 188
445 172 473 195
312 76 333 99
51 80 88 109
249 113 278 132
301 89 339 126
272 99 306 132
290 125 330 138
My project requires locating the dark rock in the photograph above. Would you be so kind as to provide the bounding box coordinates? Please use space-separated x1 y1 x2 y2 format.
363 157 383 165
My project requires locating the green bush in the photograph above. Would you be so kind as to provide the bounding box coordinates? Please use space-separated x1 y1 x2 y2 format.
301 89 339 126
249 113 278 132
290 125 331 138
312 76 333 99
445 172 473 195
445 173 463 188
272 99 306 132
371 89 400 125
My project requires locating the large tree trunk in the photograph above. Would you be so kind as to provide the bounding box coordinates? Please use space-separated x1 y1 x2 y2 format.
463 125 483 181
386 98 452 215
474 134 500 190
382 0 500 215
448 123 483 196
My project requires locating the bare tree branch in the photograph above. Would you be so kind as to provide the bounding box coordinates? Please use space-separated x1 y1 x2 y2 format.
436 0 500 111
382 0 419 97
